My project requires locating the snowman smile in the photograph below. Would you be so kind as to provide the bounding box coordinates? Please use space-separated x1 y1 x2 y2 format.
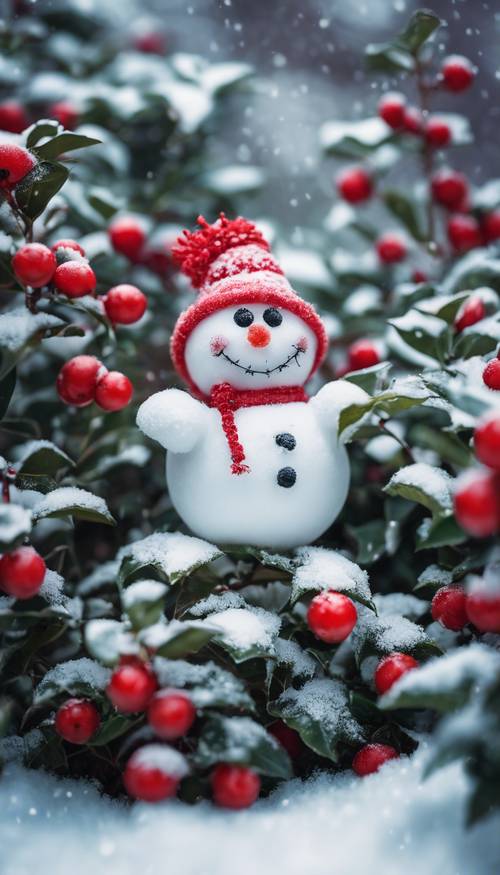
214 343 306 377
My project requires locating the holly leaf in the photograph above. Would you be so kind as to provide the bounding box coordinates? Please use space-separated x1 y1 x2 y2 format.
16 440 74 477
384 463 454 519
15 161 69 221
35 132 101 160
0 503 32 551
195 714 292 778
31 487 115 525
269 679 365 761
121 580 168 631
87 714 140 747
140 620 218 659
153 658 255 711
84 620 136 667
118 532 222 586
383 190 426 242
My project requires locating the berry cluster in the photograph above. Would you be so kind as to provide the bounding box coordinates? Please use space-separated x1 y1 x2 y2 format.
108 215 176 279
454 413 500 539
57 356 133 412
0 100 80 134
430 584 500 634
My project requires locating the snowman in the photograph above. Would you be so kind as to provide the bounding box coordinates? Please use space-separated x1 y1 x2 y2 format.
137 214 367 549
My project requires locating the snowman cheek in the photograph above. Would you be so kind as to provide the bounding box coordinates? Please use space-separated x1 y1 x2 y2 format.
210 335 228 356
297 335 308 352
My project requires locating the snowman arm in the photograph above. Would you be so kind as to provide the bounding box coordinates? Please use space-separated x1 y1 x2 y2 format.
136 389 208 453
310 380 370 442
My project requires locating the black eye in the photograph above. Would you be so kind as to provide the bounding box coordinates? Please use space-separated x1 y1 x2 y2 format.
234 308 254 327
263 308 283 327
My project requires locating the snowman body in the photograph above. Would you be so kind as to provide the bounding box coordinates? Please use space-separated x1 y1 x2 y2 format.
166 399 349 549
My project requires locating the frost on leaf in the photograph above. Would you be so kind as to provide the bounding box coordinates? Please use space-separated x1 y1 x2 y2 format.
34 658 111 705
153 658 254 710
31 487 114 525
204 606 281 662
269 678 365 761
380 645 500 713
274 638 317 679
117 531 222 585
352 605 440 666
195 714 292 779
384 463 453 519
291 547 372 608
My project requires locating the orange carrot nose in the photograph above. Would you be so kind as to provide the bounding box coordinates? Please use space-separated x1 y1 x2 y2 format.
247 324 271 348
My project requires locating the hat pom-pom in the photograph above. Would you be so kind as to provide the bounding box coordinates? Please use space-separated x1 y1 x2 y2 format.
172 212 270 288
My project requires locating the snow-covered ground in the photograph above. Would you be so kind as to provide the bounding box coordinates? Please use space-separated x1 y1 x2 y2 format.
1 742 499 875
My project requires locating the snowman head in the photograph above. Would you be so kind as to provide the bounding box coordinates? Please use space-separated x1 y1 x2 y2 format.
171 215 328 399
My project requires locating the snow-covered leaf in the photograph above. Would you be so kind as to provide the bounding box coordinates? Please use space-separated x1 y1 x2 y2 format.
84 620 136 667
195 715 292 779
33 657 111 705
16 440 74 477
31 486 115 525
344 362 391 395
389 310 450 362
121 580 167 631
384 463 453 519
140 619 218 659
291 546 373 608
338 386 428 438
0 503 32 551
153 658 255 710
205 606 281 663
320 117 390 158
380 646 500 713
118 532 222 585
200 61 253 94
201 165 264 195
352 606 441 666
269 679 365 761
0 307 69 379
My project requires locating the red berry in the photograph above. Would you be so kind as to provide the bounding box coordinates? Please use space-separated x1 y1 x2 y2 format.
12 243 56 287
133 32 166 55
374 652 419 695
336 166 373 204
431 169 468 210
483 359 500 391
124 745 187 802
352 743 399 776
107 662 157 713
52 238 86 257
465 590 500 633
307 590 357 644
441 55 475 93
0 101 29 134
54 260 96 298
425 117 451 148
403 107 423 135
454 296 485 332
147 690 196 740
55 698 100 744
211 764 261 810
95 371 133 412
447 214 482 253
347 339 380 371
431 586 467 631
49 101 79 130
268 721 303 759
482 211 500 244
376 232 407 264
0 546 46 600
474 414 500 471
57 355 102 407
103 284 147 325
109 216 146 260
0 143 35 188
411 269 428 283
378 92 406 130
454 469 500 537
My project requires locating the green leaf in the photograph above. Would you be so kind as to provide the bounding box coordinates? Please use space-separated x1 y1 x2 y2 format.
397 10 441 53
122 580 167 631
35 132 101 160
320 117 390 158
466 776 500 826
16 441 74 477
195 714 292 778
416 515 467 551
87 714 140 747
25 119 60 148
347 520 387 565
384 463 453 519
0 308 69 380
84 620 135 667
153 658 255 711
338 388 428 437
15 161 69 221
31 486 115 525
140 620 218 659
415 291 474 325
206 607 281 663
365 42 415 73
383 190 426 242
0 368 16 419
0 503 32 551
389 310 450 362
33 658 111 706
269 678 365 761
344 362 391 395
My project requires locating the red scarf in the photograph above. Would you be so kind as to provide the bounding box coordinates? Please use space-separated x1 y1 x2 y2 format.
209 382 308 475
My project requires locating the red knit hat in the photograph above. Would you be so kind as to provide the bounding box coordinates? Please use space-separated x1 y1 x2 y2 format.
170 214 329 399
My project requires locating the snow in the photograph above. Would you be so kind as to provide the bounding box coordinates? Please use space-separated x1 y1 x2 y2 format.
1 745 500 875
380 645 500 709
152 658 253 709
0 307 65 351
292 546 370 603
0 503 32 544
34 658 111 703
121 580 167 608
206 607 281 654
417 564 454 589
274 638 316 678
129 744 188 778
373 592 428 621
118 532 221 580
188 591 246 616
352 606 429 664
32 487 110 520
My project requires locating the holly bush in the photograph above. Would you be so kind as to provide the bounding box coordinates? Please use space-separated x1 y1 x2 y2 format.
0 5 499 820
